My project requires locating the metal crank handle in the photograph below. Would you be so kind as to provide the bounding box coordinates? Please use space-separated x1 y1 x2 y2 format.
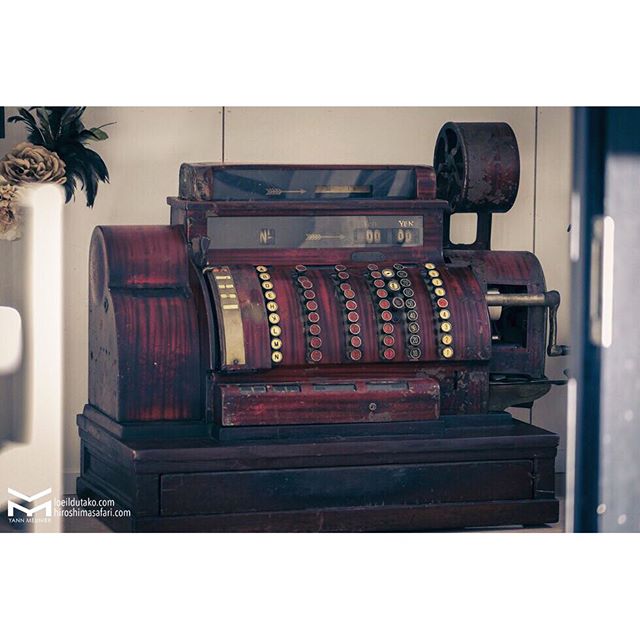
485 290 570 357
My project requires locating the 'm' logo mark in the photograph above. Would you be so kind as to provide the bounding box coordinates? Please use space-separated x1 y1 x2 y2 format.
7 488 52 518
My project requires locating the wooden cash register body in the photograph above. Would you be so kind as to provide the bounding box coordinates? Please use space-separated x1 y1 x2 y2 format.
77 158 559 532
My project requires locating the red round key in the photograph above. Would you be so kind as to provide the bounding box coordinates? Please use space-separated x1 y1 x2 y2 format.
309 324 321 335
373 279 385 289
309 349 323 362
382 335 395 347
335 264 347 272
337 271 349 280
378 299 391 310
349 349 362 361
295 265 307 273
347 311 359 323
309 336 322 349
376 289 388 299
350 335 362 348
437 298 449 308
344 290 356 299
367 264 379 271
370 271 382 279
340 282 352 292
300 280 313 289
308 311 320 323
306 300 318 311
349 323 361 335
304 290 316 300
380 310 393 322
345 300 358 311
382 322 394 334
382 347 396 360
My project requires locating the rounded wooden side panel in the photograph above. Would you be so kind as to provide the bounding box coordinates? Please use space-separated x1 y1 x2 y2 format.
89 225 203 422
446 249 547 378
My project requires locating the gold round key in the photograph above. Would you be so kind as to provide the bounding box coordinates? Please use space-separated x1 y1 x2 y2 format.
439 309 451 320
262 281 274 290
428 270 440 278
256 265 268 273
264 291 277 301
259 272 271 281
381 268 395 278
441 321 452 332
431 278 443 287
271 338 282 350
266 301 279 312
441 334 453 345
434 287 446 297
424 262 435 269
388 280 401 291
271 351 283 363
442 346 454 359
268 313 280 324
270 325 282 337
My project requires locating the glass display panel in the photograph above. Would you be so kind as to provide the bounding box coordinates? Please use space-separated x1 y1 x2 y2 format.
211 168 416 200
207 215 423 249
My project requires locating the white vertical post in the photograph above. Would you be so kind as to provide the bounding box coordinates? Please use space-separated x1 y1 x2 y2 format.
0 184 64 532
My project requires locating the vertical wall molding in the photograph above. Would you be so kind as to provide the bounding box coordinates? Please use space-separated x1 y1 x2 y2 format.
533 107 539 255
531 107 574 473
222 107 226 162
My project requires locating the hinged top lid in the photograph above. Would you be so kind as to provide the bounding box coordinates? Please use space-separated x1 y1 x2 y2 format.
179 163 437 201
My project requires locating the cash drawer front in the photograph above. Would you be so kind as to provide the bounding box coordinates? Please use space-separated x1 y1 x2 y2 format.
160 460 534 516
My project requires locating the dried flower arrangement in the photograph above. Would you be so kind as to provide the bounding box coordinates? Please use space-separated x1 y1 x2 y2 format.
0 107 113 241
0 177 21 241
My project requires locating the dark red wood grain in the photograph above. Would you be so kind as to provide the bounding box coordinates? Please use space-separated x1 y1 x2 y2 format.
89 171 548 430
92 225 190 288
434 264 492 361
188 262 216 422
160 459 530 515
216 377 440 427
309 268 344 364
446 249 547 377
89 226 202 423
202 262 491 372
267 267 306 366
76 411 559 532
81 161 560 532
341 268 379 363
415 166 437 199
405 266 438 361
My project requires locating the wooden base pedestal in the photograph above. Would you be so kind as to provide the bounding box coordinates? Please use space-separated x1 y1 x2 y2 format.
76 408 559 532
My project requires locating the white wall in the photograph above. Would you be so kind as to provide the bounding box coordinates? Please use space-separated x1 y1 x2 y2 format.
1 107 572 489
532 108 573 470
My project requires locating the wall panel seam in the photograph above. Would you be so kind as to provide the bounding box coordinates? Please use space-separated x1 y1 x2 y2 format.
222 107 226 162
533 106 539 255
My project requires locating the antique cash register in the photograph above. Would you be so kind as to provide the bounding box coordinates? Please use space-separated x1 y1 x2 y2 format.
77 122 567 532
